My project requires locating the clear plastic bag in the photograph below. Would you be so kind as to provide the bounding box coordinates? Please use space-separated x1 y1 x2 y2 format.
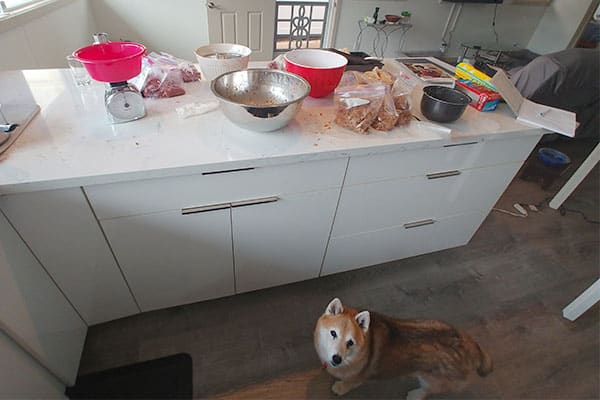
268 54 286 70
338 70 371 88
155 52 201 82
371 86 399 131
131 52 202 98
363 67 394 85
334 83 386 134
391 78 413 126
131 55 185 98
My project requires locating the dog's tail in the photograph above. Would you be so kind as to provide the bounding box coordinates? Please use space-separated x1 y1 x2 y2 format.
476 344 493 377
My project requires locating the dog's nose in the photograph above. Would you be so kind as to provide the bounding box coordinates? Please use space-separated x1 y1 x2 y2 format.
332 354 342 366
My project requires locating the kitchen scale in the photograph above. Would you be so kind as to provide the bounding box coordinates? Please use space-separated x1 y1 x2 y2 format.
73 41 147 124
104 81 146 123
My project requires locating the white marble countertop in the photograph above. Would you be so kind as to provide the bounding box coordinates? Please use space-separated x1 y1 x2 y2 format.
0 60 543 194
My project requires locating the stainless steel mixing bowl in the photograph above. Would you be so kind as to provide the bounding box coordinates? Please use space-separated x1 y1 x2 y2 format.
211 69 311 132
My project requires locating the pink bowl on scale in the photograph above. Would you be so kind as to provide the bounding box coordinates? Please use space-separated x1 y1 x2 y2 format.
73 42 146 82
284 49 348 98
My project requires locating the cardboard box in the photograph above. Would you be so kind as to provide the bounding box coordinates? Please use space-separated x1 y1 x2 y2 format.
455 79 502 111
394 57 456 89
455 62 496 91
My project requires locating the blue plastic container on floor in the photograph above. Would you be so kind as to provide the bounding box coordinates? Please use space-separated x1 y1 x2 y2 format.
538 147 571 167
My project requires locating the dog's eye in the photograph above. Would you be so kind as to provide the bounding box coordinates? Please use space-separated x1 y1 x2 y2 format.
346 339 354 348
330 330 337 339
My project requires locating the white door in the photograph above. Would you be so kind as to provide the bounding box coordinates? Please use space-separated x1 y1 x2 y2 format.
207 0 275 61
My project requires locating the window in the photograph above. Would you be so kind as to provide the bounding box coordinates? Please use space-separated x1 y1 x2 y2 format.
274 0 329 54
0 0 47 16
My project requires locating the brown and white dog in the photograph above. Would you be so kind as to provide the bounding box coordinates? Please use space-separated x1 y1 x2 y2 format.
314 298 493 399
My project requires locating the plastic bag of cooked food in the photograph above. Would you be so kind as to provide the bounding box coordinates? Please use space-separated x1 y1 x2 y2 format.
334 67 415 133
338 70 371 87
334 84 386 134
371 86 399 131
363 66 395 85
391 78 413 126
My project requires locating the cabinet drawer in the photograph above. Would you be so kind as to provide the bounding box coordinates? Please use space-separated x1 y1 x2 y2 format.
332 162 520 238
322 211 487 276
345 135 539 185
85 158 348 220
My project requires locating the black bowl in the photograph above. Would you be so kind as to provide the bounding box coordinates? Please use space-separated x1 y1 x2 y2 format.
420 85 471 123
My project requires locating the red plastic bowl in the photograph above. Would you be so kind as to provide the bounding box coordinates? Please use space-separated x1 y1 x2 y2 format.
284 49 347 98
73 42 146 82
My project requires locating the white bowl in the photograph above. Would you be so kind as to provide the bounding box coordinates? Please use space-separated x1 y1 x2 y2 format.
195 43 251 80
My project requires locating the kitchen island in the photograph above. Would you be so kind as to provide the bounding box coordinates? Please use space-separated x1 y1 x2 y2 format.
0 61 543 387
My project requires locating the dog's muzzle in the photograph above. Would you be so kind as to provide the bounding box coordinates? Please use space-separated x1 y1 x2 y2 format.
331 354 342 366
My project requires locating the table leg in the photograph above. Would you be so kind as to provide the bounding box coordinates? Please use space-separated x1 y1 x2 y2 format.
353 21 365 52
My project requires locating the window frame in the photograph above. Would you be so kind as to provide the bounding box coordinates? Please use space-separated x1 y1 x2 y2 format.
0 0 55 19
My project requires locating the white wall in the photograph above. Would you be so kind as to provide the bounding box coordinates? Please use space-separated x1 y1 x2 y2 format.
90 0 209 61
334 0 550 57
527 0 596 54
0 0 97 70
0 0 593 70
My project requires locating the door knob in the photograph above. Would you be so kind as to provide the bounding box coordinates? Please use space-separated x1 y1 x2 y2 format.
207 1 217 9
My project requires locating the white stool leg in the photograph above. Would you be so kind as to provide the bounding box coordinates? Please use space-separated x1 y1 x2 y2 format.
550 143 600 209
563 279 600 321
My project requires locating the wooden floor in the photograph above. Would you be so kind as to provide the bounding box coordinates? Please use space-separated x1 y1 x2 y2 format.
79 137 599 399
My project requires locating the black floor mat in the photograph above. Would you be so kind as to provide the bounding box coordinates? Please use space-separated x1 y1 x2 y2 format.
65 353 193 399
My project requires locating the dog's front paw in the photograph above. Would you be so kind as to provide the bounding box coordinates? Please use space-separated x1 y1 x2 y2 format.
406 388 427 400
332 381 350 396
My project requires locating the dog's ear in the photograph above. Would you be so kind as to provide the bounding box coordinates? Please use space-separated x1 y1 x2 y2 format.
325 298 343 315
355 311 370 332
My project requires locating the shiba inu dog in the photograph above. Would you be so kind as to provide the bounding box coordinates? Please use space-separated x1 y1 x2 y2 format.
314 298 493 399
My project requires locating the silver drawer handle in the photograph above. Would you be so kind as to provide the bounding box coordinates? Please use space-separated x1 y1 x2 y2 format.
443 141 478 148
182 202 230 215
426 170 461 179
182 195 279 214
231 196 280 208
404 219 435 229
202 167 254 175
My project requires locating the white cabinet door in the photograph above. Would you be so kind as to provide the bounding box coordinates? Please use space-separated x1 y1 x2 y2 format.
0 331 65 398
101 209 234 312
232 189 340 293
0 211 86 385
0 188 139 325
